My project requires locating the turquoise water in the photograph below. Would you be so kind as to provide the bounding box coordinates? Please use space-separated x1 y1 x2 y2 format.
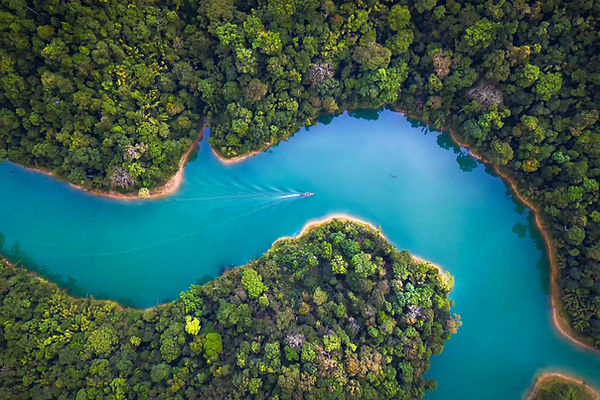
1 109 599 397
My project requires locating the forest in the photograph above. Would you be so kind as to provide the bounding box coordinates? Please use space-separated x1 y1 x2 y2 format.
0 0 598 357
0 219 458 399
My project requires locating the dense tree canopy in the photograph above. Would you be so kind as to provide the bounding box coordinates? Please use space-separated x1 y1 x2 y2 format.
0 0 203 191
0 220 458 399
0 0 599 353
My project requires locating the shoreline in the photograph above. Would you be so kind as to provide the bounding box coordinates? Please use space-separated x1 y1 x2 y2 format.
2 215 444 312
210 144 270 165
24 130 205 201
0 257 127 312
391 103 596 351
527 372 600 400
271 213 448 277
2 107 596 351
444 128 598 353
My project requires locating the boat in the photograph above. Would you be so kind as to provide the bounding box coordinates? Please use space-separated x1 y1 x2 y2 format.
299 192 314 197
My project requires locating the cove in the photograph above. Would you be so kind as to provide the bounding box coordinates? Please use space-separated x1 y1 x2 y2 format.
1 109 600 398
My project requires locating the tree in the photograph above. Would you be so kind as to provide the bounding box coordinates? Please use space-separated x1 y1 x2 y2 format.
201 0 235 23
204 332 223 363
433 51 452 77
88 327 116 356
535 72 563 100
489 140 514 165
388 5 410 31
37 25 55 41
517 64 540 88
466 83 504 108
387 30 414 55
463 18 497 53
353 42 392 71
151 363 171 383
351 252 377 279
428 74 443 92
308 61 335 87
415 0 437 14
185 316 201 335
111 166 135 188
241 268 267 298
331 255 348 274
160 336 181 363
313 287 328 305
566 226 585 246
243 78 268 102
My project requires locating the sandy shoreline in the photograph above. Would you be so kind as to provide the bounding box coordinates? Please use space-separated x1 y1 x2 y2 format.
2 215 445 311
442 128 598 353
20 129 266 198
210 145 270 164
271 213 448 278
24 130 204 201
390 103 597 352
527 372 600 400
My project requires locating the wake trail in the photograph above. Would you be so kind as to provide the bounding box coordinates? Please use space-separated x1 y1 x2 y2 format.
28 197 291 258
174 189 310 202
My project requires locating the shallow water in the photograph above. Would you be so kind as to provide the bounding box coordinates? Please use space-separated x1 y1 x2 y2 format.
1 109 599 397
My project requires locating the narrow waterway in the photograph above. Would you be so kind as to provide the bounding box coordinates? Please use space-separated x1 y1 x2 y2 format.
1 109 599 398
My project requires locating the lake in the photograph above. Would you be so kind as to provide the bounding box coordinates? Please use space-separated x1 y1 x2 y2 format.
1 109 599 398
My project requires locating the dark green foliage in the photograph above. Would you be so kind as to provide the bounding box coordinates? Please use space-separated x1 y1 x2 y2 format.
1 0 600 350
0 220 457 399
0 0 203 192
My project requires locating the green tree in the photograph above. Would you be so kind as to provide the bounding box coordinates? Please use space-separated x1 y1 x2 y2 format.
88 328 116 357
415 0 437 14
241 268 267 298
204 332 223 363
464 18 497 52
535 72 563 100
517 64 540 88
313 287 328 305
388 5 410 31
353 42 392 71
489 140 514 165
185 316 201 335
331 255 348 274
351 252 377 279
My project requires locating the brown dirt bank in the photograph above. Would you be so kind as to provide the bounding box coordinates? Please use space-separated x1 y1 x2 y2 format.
389 104 596 352
442 124 597 353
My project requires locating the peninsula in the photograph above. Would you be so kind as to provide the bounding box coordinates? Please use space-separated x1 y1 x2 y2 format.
0 219 457 399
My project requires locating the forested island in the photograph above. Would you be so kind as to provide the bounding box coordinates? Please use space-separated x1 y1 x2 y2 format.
529 374 599 400
0 219 458 399
0 0 598 350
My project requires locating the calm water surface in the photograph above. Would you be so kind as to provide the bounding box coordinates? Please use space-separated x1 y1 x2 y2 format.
1 110 599 398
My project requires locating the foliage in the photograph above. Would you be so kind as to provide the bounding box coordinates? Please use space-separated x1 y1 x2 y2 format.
1 0 600 352
0 220 456 398
185 315 201 335
241 268 266 298
531 375 598 400
0 0 202 192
